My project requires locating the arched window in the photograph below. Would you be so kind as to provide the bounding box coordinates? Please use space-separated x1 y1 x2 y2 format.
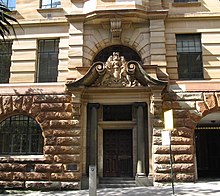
0 115 43 155
93 45 142 63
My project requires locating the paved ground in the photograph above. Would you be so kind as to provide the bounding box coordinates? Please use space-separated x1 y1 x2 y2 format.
1 179 220 195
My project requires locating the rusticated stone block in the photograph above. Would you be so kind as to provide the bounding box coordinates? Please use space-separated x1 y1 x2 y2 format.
174 154 194 163
22 96 33 112
40 120 50 130
188 110 202 123
0 172 12 180
44 129 54 137
172 127 193 138
176 92 203 101
174 118 185 127
64 103 72 112
41 103 63 111
153 128 162 136
154 155 170 164
153 136 161 145
37 112 73 122
51 172 80 181
0 181 24 189
29 103 41 117
61 182 80 190
44 146 80 154
56 137 80 146
175 173 195 182
33 95 71 103
162 101 171 110
12 96 23 111
54 155 80 163
196 101 207 114
184 118 197 129
154 173 171 182
163 93 177 101
204 92 217 110
25 172 50 181
154 145 192 154
215 92 220 107
13 172 26 180
153 119 164 127
53 129 81 137
172 136 192 145
173 110 188 118
25 181 61 190
35 164 62 173
173 164 194 173
45 137 57 145
154 164 170 173
50 120 80 128
44 154 54 162
2 96 12 114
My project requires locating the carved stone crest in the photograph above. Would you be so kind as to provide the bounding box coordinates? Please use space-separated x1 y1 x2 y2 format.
93 52 141 87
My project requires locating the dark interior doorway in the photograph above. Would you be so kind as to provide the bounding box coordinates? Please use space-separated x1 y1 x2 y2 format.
103 129 133 177
196 128 220 178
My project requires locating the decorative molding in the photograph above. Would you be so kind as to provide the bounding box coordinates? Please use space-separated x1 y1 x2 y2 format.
110 19 122 41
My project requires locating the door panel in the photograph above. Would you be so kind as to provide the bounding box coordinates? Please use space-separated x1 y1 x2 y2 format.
103 130 132 177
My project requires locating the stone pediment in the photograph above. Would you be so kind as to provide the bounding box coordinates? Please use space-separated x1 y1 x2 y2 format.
66 52 167 89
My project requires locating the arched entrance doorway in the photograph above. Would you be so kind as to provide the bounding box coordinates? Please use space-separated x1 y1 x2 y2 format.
195 112 220 179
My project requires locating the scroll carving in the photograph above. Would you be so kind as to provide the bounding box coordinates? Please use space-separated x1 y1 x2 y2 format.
93 52 141 87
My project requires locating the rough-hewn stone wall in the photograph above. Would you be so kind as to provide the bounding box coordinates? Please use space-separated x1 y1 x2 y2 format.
0 93 81 190
153 90 217 182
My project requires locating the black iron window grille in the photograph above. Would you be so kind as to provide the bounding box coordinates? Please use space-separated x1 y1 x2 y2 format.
176 34 203 80
0 41 12 83
36 39 59 82
0 115 43 155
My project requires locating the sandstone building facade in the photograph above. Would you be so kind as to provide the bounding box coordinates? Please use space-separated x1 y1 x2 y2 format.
0 0 220 190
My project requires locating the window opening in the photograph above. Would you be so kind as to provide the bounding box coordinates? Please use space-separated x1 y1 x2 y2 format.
0 41 12 83
36 39 59 82
0 115 43 155
176 34 203 80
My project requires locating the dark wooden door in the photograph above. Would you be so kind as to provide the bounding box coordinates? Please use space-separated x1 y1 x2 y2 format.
103 130 133 177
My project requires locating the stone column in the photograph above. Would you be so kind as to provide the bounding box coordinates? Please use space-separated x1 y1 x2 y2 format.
89 103 100 166
135 102 146 176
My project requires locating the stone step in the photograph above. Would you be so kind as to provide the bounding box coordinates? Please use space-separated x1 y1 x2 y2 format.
99 177 136 188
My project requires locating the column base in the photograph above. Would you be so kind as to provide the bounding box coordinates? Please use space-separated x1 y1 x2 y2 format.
135 174 153 187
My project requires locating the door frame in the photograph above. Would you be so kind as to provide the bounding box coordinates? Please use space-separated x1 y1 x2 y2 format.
98 121 137 178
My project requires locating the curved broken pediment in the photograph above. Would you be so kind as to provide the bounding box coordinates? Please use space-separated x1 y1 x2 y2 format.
66 52 167 89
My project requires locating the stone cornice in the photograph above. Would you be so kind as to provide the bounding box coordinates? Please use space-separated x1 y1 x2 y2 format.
168 12 220 20
65 9 168 23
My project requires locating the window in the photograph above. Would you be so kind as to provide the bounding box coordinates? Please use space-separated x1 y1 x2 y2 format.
0 41 12 83
0 115 43 155
1 0 16 10
174 0 197 2
36 39 59 82
176 34 203 80
40 0 61 9
103 105 132 121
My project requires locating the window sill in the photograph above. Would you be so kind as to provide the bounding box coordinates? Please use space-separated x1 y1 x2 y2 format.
172 2 201 7
37 7 64 13
0 155 46 162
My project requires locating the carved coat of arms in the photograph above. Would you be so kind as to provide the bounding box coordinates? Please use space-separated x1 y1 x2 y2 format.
93 52 140 87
